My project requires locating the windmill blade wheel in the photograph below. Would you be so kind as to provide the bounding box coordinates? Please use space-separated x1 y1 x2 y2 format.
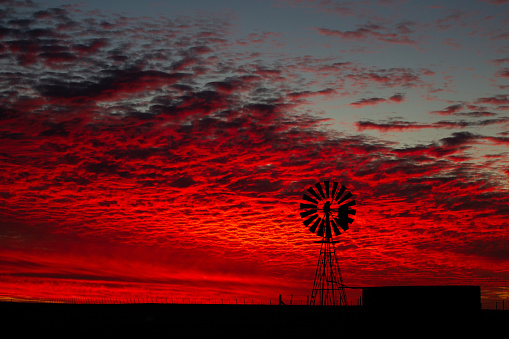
299 180 356 239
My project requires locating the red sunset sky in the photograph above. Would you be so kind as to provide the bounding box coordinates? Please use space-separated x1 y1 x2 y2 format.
0 0 508 307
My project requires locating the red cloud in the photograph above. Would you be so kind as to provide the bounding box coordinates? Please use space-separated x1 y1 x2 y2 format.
347 68 420 88
491 57 509 64
356 120 432 131
389 132 480 159
316 27 374 40
350 97 387 107
431 104 464 115
287 88 337 101
388 93 405 102
35 70 187 103
496 68 509 78
315 23 417 45
484 136 509 144
350 93 404 107
475 95 509 105
479 0 509 4
356 117 509 131
73 39 108 55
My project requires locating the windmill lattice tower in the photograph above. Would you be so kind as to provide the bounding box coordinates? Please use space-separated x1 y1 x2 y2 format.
300 181 356 306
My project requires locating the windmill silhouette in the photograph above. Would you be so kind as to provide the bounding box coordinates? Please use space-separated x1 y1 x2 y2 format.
300 181 356 306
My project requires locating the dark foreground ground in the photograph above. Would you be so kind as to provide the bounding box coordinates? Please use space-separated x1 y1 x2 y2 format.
1 302 507 337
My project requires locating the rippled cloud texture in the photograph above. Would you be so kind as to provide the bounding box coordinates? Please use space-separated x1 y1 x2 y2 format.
0 0 508 305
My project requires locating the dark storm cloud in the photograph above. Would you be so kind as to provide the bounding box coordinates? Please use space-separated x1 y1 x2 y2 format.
35 69 185 101
440 131 479 147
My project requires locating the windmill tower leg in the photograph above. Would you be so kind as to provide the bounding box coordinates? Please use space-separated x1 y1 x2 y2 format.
310 239 347 306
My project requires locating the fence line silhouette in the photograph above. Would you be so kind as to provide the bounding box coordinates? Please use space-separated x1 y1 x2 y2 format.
39 297 276 305
4 297 281 305
2 295 365 306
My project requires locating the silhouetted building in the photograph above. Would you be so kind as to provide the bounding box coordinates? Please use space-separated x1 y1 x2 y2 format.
362 285 481 313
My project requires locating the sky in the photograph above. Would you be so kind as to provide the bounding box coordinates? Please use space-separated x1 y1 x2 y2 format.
0 0 508 307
